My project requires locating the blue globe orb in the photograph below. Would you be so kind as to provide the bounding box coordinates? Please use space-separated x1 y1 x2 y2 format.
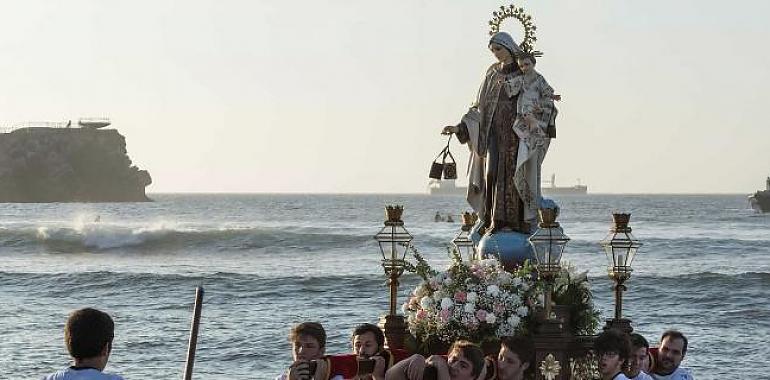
478 231 534 271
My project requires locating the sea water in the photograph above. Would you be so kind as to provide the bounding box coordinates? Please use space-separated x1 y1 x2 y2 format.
0 194 767 379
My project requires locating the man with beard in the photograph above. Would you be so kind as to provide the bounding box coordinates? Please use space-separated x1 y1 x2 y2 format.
351 323 387 380
652 330 693 380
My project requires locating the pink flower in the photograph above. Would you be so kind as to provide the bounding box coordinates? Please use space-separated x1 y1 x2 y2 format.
454 291 467 303
416 309 427 320
440 309 451 322
493 302 505 314
475 309 487 322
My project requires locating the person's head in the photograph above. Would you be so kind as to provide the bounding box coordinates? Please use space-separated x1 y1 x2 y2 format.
627 333 651 377
289 322 326 361
447 340 485 380
594 329 631 379
497 336 534 380
516 55 536 74
64 308 115 370
657 330 688 374
351 323 384 358
488 32 520 63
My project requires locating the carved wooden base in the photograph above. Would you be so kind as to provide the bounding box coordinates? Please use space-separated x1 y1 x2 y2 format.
379 314 408 350
603 318 633 334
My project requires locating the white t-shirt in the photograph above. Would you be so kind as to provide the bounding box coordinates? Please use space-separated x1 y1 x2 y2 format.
628 371 654 380
42 367 124 380
652 367 694 380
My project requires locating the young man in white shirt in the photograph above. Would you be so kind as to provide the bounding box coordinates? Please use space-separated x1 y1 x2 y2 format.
652 330 693 380
42 308 124 380
626 334 653 380
595 329 632 380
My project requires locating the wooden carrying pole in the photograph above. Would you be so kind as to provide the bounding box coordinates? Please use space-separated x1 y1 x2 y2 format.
183 286 204 380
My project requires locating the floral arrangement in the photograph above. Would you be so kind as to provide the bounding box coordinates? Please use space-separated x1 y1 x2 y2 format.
402 249 541 346
402 248 600 349
552 262 601 336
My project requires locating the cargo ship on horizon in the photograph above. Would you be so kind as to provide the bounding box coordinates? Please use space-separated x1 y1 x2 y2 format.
749 177 770 212
428 174 588 196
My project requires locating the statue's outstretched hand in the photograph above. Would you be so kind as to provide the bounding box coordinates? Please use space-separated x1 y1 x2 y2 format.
442 125 459 135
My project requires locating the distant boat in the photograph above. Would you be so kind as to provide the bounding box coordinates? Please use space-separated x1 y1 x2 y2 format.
427 174 588 196
748 177 770 212
428 179 466 195
542 174 588 196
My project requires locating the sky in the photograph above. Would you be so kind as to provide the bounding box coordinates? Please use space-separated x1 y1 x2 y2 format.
1 0 769 193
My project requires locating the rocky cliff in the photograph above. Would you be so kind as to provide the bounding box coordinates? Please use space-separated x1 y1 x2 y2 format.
0 127 152 202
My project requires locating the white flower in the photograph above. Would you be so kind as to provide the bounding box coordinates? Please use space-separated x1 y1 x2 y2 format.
516 306 529 317
507 315 521 327
433 292 443 302
481 258 496 267
467 292 478 303
485 312 497 324
537 294 545 306
487 285 500 297
443 278 453 286
464 303 476 313
402 304 409 314
512 277 522 287
420 296 434 309
441 297 453 310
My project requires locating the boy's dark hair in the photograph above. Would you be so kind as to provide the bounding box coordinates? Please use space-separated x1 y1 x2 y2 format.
289 322 326 348
351 323 385 350
450 340 485 378
594 329 631 360
661 330 688 356
500 336 535 373
629 333 649 350
65 308 115 359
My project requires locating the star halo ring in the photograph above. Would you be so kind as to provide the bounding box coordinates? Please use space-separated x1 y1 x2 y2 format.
488 4 543 57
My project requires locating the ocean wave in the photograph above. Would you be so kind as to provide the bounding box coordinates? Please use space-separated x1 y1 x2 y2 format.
0 223 373 253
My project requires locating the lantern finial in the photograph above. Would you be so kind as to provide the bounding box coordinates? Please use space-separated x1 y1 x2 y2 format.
611 213 631 231
385 205 404 224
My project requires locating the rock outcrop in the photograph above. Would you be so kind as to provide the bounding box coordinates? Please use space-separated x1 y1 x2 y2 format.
0 127 152 202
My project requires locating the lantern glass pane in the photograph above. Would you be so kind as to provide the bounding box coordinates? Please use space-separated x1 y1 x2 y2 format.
528 226 569 267
375 224 413 261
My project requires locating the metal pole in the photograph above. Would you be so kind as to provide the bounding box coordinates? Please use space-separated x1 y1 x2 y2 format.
389 271 399 316
614 281 624 321
544 282 553 319
183 286 204 380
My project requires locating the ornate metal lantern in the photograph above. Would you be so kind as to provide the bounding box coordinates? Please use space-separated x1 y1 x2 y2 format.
374 205 413 277
528 208 570 319
599 213 642 333
373 205 413 349
452 212 478 262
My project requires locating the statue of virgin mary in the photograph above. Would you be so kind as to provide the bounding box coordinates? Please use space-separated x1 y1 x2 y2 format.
442 30 557 239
